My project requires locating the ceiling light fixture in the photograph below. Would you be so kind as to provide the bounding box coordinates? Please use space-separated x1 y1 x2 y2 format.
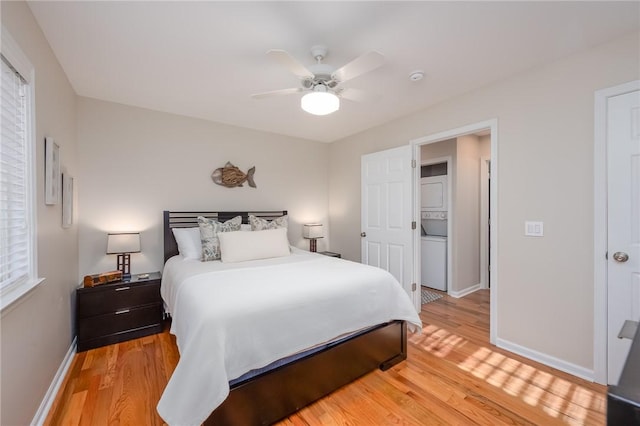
301 85 340 116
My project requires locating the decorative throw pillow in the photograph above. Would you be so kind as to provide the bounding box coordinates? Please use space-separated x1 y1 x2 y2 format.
249 214 288 231
198 216 242 261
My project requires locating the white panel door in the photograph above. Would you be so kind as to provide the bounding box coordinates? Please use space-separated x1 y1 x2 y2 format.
361 146 414 301
607 89 640 384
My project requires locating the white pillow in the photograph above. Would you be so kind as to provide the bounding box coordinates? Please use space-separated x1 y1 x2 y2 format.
218 228 290 263
240 224 252 231
172 227 201 260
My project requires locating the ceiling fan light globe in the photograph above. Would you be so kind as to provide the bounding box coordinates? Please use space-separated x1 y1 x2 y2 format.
301 92 340 116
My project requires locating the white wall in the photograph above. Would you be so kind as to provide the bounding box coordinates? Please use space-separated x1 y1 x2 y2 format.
328 32 640 373
77 98 330 277
479 135 491 158
1 3 79 425
455 135 481 292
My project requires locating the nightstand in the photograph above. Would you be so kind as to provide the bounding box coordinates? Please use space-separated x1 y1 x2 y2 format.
319 251 341 258
76 272 163 352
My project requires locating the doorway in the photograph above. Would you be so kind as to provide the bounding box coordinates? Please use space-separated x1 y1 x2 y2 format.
411 119 498 344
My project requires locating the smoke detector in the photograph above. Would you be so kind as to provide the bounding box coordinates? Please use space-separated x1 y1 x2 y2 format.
409 70 424 81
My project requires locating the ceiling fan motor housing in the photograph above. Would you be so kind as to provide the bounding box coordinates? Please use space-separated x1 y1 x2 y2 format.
305 63 338 90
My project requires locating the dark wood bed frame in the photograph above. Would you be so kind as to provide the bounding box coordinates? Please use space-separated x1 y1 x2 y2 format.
163 210 408 425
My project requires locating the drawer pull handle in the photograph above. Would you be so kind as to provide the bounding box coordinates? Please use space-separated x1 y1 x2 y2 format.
115 309 130 315
115 287 130 291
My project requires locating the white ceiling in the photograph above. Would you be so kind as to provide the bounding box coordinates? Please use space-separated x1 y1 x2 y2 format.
27 1 639 143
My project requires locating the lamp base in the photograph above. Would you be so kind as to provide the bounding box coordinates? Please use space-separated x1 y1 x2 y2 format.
116 253 131 277
309 239 317 253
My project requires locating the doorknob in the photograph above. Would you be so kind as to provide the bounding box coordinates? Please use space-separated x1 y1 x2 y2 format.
613 252 629 263
361 232 366 237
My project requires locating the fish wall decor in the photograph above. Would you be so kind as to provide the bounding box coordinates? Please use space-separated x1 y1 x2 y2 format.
211 162 257 188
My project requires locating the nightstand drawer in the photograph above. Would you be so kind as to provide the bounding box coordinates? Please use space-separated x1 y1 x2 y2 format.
77 303 163 341
77 282 160 318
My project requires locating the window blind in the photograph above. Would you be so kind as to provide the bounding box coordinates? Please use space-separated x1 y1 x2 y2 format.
0 55 31 293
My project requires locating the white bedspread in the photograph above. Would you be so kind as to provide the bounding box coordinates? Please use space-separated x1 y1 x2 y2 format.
156 248 422 426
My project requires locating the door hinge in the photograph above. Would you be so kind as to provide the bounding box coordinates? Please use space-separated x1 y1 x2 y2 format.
412 283 417 291
605 251 608 260
412 221 416 230
411 159 416 168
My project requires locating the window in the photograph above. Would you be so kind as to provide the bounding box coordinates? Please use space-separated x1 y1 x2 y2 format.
1 28 39 311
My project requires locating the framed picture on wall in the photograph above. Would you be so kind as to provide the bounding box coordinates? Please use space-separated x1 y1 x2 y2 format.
45 137 60 205
62 173 73 228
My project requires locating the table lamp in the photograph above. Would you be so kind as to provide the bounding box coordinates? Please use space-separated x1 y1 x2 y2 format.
106 232 141 278
303 224 323 252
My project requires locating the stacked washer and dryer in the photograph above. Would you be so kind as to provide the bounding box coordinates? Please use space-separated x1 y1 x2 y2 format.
420 173 448 292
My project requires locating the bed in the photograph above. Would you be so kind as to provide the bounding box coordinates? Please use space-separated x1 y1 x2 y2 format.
158 210 422 426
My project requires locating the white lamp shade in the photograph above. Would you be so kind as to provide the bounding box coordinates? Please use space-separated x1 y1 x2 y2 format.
301 91 339 116
106 233 141 254
303 224 323 239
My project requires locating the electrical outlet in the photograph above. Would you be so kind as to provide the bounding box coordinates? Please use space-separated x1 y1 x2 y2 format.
525 221 544 237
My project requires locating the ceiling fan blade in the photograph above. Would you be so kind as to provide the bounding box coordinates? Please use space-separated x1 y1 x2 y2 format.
338 87 378 103
332 51 384 83
267 49 314 79
251 87 303 99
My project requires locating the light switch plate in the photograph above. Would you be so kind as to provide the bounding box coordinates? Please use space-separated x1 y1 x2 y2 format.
525 221 544 237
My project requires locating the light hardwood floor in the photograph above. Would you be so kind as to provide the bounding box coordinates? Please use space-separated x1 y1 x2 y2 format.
45 290 606 425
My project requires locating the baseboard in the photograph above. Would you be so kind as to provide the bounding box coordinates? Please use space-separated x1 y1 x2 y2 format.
32 337 77 425
449 283 481 298
497 337 594 382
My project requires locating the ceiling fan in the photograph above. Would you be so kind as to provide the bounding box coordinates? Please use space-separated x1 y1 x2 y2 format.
251 45 384 116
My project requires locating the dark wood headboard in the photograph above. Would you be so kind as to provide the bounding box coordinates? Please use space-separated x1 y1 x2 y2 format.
163 210 288 263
